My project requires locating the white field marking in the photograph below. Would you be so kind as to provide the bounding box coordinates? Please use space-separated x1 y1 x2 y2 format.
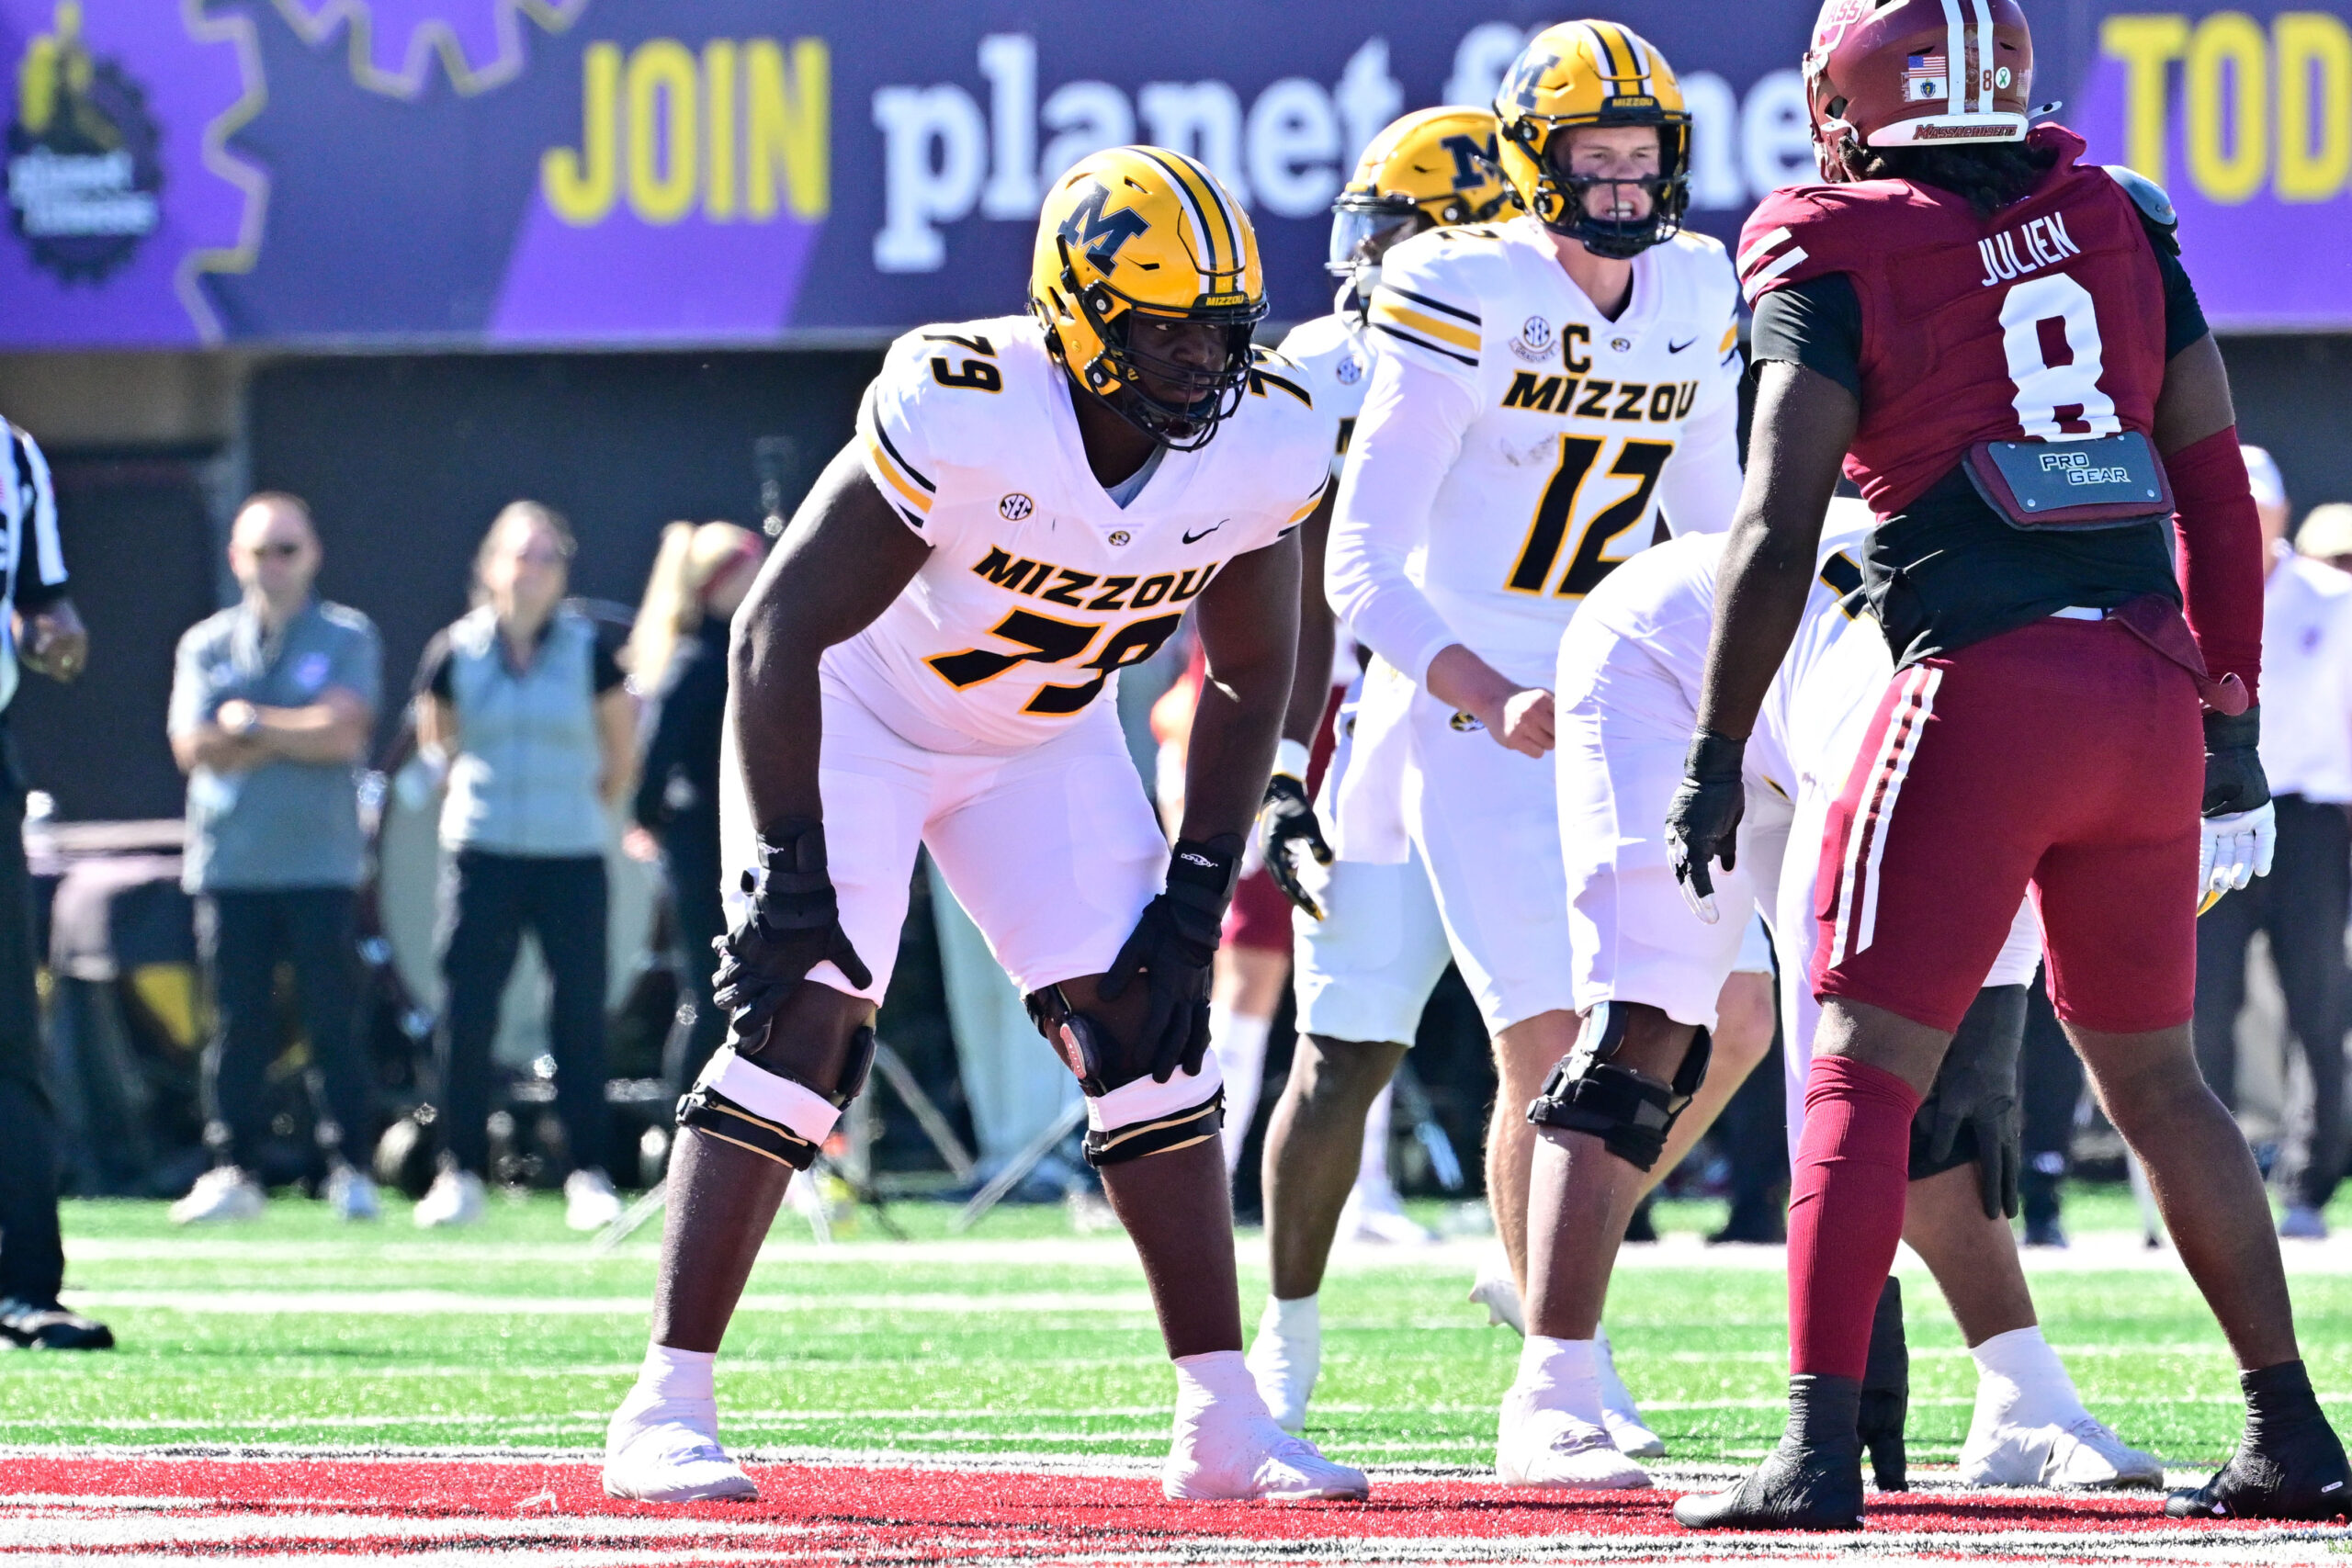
62 1229 2352 1276
57 1290 1154 1316
0 1513 810 1548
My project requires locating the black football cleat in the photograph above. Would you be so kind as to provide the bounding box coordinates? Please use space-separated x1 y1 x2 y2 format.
1858 1278 1907 1493
1674 1376 1865 1531
0 1297 115 1351
2167 1362 2350 1521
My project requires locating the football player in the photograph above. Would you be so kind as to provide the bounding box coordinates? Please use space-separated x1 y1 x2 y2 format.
1322 23 1748 1487
1560 505 2165 1493
1245 106 1516 1431
1668 0 2348 1529
600 147 1366 1506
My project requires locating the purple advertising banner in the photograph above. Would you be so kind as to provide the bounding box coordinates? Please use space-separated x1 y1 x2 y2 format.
1 1 2345 347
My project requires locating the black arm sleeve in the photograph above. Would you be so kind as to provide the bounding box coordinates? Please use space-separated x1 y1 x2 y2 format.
2156 243 2211 360
1747 273 1865 400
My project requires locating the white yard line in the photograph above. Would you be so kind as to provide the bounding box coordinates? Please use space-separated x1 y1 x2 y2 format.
56 1290 1154 1317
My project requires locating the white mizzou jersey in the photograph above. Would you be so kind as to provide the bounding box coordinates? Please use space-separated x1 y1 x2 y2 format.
1276 299 1375 479
842 315 1334 751
1557 508 1874 799
1332 214 1744 688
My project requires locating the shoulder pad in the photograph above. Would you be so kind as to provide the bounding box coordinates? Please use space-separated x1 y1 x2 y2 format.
2104 164 2180 253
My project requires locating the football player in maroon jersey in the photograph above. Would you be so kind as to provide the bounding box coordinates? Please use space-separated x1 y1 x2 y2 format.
1666 0 2347 1532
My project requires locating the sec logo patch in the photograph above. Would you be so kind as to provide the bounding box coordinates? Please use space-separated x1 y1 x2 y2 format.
1510 316 1555 362
999 493 1034 521
1336 355 1363 385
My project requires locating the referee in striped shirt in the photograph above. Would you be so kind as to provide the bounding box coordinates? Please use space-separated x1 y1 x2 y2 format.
0 420 107 1349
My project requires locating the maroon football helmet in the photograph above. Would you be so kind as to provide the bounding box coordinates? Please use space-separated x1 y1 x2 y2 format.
1804 0 2035 183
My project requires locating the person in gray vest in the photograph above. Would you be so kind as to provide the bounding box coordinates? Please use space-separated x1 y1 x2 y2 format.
0 420 107 1349
167 492 382 1224
413 502 636 1230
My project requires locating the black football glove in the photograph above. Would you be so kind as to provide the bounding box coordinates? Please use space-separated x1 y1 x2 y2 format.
1259 773 1335 920
1665 729 1747 924
1101 836 1237 1084
1917 989 2026 1222
2203 706 2270 818
710 818 873 1051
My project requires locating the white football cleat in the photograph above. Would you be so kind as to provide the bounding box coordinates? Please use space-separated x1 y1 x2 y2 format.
604 1393 759 1503
170 1167 266 1224
1496 1403 1652 1490
1960 1415 2164 1490
1163 1408 1368 1502
1467 1249 1525 1335
413 1168 486 1229
1593 1327 1665 1459
565 1168 625 1232
326 1165 380 1222
1246 1312 1319 1435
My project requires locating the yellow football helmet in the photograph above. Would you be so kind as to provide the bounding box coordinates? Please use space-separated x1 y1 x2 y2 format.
1495 21 1693 258
1329 107 1516 303
1031 147 1267 451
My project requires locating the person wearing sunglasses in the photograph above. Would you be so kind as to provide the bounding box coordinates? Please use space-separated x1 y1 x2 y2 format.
168 491 384 1224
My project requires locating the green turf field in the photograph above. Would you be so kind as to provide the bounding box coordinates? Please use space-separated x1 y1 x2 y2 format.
12 1189 2351 1474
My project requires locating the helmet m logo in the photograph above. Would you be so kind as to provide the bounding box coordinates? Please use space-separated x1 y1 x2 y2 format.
1501 50 1561 114
1059 183 1151 271
1440 133 1489 189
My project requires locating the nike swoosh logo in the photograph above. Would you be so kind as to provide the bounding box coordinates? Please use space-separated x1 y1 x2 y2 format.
1182 523 1225 545
1668 337 1697 354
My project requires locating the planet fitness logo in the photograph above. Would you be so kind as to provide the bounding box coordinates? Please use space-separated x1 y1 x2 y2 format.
7 2 164 284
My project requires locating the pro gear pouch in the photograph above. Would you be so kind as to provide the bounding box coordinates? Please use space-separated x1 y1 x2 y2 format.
1962 429 2174 531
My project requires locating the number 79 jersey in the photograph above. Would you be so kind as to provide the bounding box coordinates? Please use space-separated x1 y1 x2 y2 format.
836 315 1333 752
1351 214 1745 682
1736 126 2170 518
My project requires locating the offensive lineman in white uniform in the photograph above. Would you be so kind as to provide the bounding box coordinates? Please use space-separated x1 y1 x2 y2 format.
1557 507 2168 1490
599 147 1365 1506
1320 23 1747 1487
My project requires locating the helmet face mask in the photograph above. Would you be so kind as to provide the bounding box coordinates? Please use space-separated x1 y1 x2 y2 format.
1031 149 1266 452
1326 107 1515 305
1494 22 1694 259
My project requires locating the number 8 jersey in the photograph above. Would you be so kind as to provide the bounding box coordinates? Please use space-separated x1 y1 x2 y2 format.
837 314 1333 751
1329 213 1744 690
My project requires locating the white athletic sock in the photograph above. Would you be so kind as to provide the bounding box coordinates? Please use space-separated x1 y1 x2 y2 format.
1352 1084 1396 1197
1211 1008 1273 1176
634 1344 716 1405
1261 1293 1319 1340
1513 1335 1604 1423
1174 1348 1262 1419
1969 1325 2087 1430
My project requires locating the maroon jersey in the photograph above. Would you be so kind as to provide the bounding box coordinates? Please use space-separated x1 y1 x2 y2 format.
1737 127 2168 519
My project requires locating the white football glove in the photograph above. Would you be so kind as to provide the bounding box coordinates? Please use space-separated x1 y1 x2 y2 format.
2197 801 2277 914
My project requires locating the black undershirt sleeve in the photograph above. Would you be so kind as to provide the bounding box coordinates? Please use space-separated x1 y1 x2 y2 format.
1747 273 1865 399
2155 243 2210 359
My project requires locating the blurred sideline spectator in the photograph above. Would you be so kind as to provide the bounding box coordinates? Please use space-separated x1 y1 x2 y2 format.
2193 446 2352 1240
625 520 763 1095
0 420 108 1348
165 494 382 1224
2299 502 2352 576
413 502 635 1231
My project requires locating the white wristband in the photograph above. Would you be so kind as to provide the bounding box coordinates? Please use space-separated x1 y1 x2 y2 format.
1273 738 1312 783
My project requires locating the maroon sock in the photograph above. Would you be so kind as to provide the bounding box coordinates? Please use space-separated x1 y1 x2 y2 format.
1787 1055 1921 1381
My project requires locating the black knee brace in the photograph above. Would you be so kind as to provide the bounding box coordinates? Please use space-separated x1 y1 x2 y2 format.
1028 984 1222 1168
1526 1002 1712 1172
677 985 877 1170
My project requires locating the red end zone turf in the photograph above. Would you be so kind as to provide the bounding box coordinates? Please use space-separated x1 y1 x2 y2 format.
6 1454 2349 1564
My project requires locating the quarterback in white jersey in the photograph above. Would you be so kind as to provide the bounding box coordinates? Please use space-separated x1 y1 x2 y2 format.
1556 509 2161 1491
601 147 1366 1509
1321 24 1742 1490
